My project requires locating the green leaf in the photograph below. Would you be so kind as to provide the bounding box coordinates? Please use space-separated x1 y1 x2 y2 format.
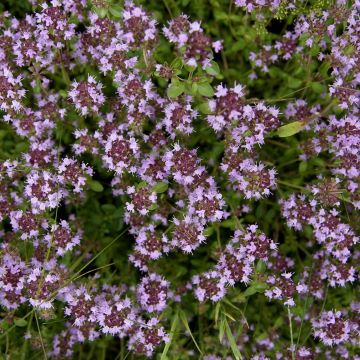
167 81 185 98
198 82 214 97
15 142 28 153
61 66 70 86
97 8 108 18
220 218 236 229
243 286 258 297
179 310 203 355
34 79 41 93
205 61 220 76
109 6 122 17
14 318 27 327
197 102 212 114
299 161 307 174
203 227 214 237
184 63 196 72
152 182 168 194
191 82 198 95
243 282 267 297
274 316 284 328
277 121 304 137
287 77 302 89
319 62 331 77
233 293 246 303
101 204 116 214
88 180 104 192
0 320 10 330
149 203 158 211
256 260 266 273
309 44 320 56
136 181 147 190
171 58 183 70
268 67 285 79
161 312 179 360
254 282 267 292
224 317 242 360
99 8 108 17
310 82 326 94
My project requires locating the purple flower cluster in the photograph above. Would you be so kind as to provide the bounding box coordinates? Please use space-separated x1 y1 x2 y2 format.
190 225 278 302
68 76 105 116
234 0 282 12
164 15 222 68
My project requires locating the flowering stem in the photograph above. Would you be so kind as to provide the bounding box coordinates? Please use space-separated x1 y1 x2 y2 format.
276 158 300 169
229 204 244 230
198 303 204 352
277 180 306 191
266 139 290 149
162 0 173 18
72 262 117 282
21 312 34 360
5 333 9 357
295 266 314 350
143 48 149 68
320 284 329 313
70 228 129 281
215 224 222 252
34 311 47 360
60 62 70 87
287 306 295 360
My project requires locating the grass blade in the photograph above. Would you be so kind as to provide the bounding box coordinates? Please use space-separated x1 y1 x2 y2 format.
224 317 242 360
223 311 236 322
161 311 179 360
179 310 203 355
219 314 226 343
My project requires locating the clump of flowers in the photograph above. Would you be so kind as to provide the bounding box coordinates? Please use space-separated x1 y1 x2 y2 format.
312 310 352 346
69 76 105 116
137 273 169 313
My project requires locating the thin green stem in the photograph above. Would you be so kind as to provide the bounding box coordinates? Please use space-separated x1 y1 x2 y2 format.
215 224 222 252
277 180 306 191
5 333 9 356
34 311 47 360
266 139 290 149
21 312 34 360
296 266 314 350
320 284 329 313
162 0 173 18
288 306 295 360
142 48 149 68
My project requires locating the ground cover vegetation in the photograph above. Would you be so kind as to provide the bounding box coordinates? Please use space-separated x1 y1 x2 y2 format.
0 0 358 359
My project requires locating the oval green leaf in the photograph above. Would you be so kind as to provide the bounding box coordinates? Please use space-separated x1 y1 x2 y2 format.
198 82 214 97
14 318 27 327
277 121 304 137
88 179 104 192
152 182 168 193
167 82 185 98
197 102 212 114
205 61 220 76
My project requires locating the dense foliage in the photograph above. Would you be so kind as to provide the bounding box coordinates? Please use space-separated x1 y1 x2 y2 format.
0 0 359 359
